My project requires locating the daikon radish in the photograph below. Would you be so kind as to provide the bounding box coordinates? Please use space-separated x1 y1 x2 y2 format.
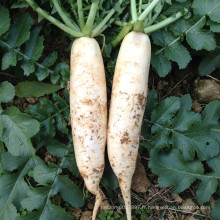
70 37 107 220
108 31 151 220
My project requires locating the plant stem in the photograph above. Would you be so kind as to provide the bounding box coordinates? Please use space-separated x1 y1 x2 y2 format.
92 9 116 36
92 0 125 36
51 0 80 31
138 0 161 21
111 22 134 47
82 1 99 36
131 0 137 22
114 20 128 27
138 0 142 15
25 0 83 37
144 11 185 34
77 0 85 30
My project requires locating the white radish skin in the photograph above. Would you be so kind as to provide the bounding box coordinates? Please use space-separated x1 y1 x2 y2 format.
70 37 107 220
108 31 151 220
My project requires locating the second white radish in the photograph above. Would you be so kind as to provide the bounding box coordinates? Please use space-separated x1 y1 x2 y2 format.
107 31 151 220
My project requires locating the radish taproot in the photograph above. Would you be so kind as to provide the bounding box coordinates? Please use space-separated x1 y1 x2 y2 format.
25 0 124 219
70 37 107 219
108 31 151 220
108 0 188 219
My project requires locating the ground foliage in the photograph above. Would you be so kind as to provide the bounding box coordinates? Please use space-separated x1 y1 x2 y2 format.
0 0 220 219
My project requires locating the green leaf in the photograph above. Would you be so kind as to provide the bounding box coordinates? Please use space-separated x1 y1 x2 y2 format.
46 140 67 158
51 62 70 84
151 52 171 77
186 18 216 51
0 81 15 103
54 175 84 208
7 13 33 47
1 49 17 70
212 199 220 220
1 152 27 172
16 211 41 220
101 165 118 190
165 43 191 69
145 89 158 119
0 203 17 220
172 18 216 51
15 81 61 98
149 148 220 203
150 98 219 161
192 0 220 23
198 49 220 76
196 155 220 204
0 158 36 220
149 148 204 194
21 187 50 211
0 107 39 156
180 94 192 111
208 20 220 32
151 97 180 124
202 100 220 125
36 52 58 81
33 164 57 184
62 154 79 177
152 30 191 69
21 27 44 76
41 202 72 220
28 105 56 138
0 5 10 37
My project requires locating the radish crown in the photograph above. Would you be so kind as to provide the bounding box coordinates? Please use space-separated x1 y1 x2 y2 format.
111 0 189 46
25 0 125 38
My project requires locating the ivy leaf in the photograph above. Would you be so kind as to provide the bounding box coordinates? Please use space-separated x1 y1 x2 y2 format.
0 81 15 103
0 5 10 37
192 0 220 23
198 49 220 76
0 107 39 156
15 81 61 98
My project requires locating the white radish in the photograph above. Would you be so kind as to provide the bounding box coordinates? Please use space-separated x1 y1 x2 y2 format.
107 31 151 220
70 37 107 220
